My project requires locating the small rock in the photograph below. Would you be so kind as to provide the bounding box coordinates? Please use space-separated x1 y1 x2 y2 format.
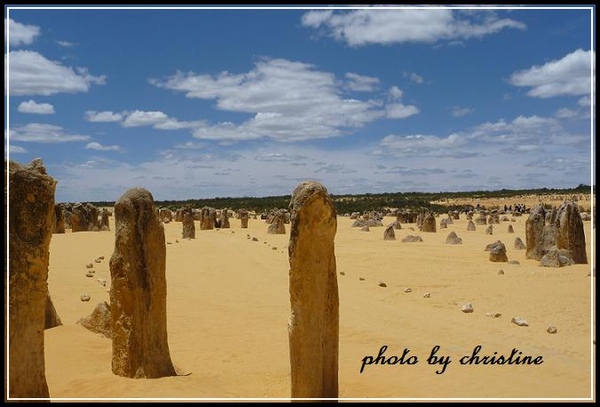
378 281 387 288
272 246 277 250
98 278 107 287
486 312 502 318
404 287 412 293
508 260 520 265
461 303 474 313
80 294 91 302
340 271 346 276
359 277 365 281
85 271 95 277
547 325 558 334
252 237 259 241
98 256 104 260
167 241 172 245
511 317 529 327
498 269 504 275
175 240 179 243
86 263 93 269
423 292 430 298
94 259 101 263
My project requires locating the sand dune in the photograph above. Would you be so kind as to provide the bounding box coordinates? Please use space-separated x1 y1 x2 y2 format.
41 210 595 400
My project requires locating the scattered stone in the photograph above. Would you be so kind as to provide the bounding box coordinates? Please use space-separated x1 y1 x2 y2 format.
485 225 493 235
86 271 95 277
511 317 529 327
98 278 107 287
272 246 278 250
547 325 558 334
466 220 476 231
498 269 505 275
461 303 474 313
445 231 462 244
404 287 412 293
514 237 526 250
402 235 423 243
383 224 396 240
485 312 502 318
359 277 365 281
252 237 259 242
423 293 430 298
340 271 345 276
508 260 520 265
78 301 112 338
86 263 94 269
378 281 387 288
488 240 508 262
508 224 514 234
81 294 91 302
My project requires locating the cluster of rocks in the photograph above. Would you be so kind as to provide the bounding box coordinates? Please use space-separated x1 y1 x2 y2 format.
53 202 111 233
525 202 588 267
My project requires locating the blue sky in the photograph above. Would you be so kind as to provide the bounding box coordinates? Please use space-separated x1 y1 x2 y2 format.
5 5 596 202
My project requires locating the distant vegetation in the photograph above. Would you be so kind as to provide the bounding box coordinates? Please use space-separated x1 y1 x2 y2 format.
89 184 592 215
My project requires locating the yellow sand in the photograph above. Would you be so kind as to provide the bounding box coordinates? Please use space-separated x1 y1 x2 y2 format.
40 205 595 401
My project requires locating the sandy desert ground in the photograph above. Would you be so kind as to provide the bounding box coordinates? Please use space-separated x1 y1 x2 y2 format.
37 200 595 401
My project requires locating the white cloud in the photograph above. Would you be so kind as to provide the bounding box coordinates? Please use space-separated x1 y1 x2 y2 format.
403 71 424 84
388 86 403 100
57 40 76 47
9 123 91 143
345 72 380 91
85 110 124 122
151 57 411 142
18 100 55 114
577 96 591 106
300 8 525 46
386 103 419 119
6 18 40 47
85 142 122 152
450 106 473 117
509 49 593 98
7 50 106 96
554 108 578 119
378 133 468 156
8 144 28 154
122 110 169 127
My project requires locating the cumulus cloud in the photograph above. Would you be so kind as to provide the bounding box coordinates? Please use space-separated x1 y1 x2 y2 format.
7 50 106 96
6 18 40 47
85 141 122 152
403 71 424 84
85 110 124 122
18 100 55 114
509 49 593 98
386 103 419 119
300 8 525 46
151 57 414 142
345 72 380 91
9 123 91 143
122 110 169 127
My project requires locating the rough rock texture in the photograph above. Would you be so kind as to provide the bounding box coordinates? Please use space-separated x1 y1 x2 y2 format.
71 202 99 232
158 208 172 223
555 201 588 264
288 181 339 399
421 211 436 233
525 205 547 260
240 210 249 229
200 207 214 230
466 220 476 231
540 248 575 268
53 204 65 234
7 158 56 398
268 211 286 234
383 224 396 240
488 240 508 262
220 208 231 229
99 208 111 231
109 187 176 378
78 301 112 338
402 235 423 243
485 225 493 235
45 293 62 329
445 231 462 244
507 224 514 234
182 209 195 239
514 237 526 250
